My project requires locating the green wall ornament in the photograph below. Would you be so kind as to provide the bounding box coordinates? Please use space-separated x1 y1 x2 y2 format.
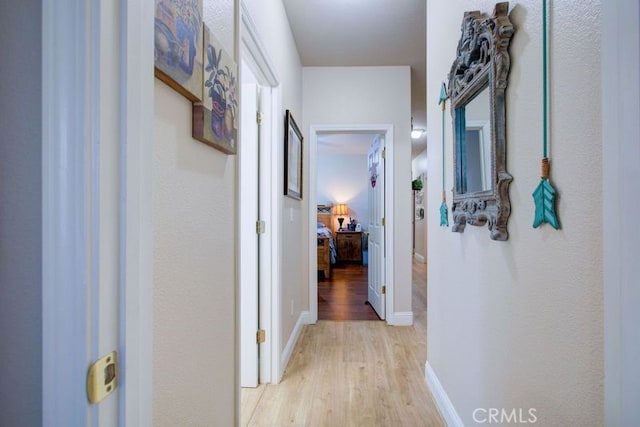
533 160 560 229
438 82 449 227
532 0 560 229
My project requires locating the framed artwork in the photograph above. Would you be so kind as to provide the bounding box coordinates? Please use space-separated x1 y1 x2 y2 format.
415 177 424 220
154 0 204 102
192 24 239 154
284 110 303 200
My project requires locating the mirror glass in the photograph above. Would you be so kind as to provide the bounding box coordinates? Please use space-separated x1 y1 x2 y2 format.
456 85 491 194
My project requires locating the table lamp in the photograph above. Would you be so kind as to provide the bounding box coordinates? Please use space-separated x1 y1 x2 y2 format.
334 204 348 231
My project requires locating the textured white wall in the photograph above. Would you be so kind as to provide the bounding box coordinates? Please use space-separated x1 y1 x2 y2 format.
426 1 603 425
303 66 413 314
243 0 305 352
152 0 237 425
412 148 428 262
317 152 369 231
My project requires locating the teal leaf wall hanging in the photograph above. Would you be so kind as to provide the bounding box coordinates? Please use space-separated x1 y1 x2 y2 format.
440 197 449 227
532 176 560 229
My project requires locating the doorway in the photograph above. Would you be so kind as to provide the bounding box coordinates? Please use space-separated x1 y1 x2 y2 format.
315 132 376 320
308 124 395 324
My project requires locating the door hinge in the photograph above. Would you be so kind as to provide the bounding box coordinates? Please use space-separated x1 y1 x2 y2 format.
256 220 266 234
381 217 385 227
257 329 266 344
382 148 386 159
256 111 263 125
382 285 386 294
87 351 118 404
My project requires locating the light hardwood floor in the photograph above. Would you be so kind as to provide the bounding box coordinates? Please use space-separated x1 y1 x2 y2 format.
241 260 443 427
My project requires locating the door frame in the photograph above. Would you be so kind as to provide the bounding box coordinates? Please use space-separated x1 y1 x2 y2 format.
42 0 153 424
602 1 640 424
308 124 395 323
239 1 283 384
238 79 260 388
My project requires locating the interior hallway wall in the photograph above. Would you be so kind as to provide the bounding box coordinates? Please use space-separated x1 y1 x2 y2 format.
152 1 238 425
303 66 413 317
426 1 603 425
317 150 370 231
243 0 305 356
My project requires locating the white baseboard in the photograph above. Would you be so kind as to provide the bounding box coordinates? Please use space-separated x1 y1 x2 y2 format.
280 310 311 377
300 310 315 325
425 361 464 427
387 311 413 326
414 252 426 264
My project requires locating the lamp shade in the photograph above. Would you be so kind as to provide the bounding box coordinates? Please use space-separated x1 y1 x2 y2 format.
334 204 348 216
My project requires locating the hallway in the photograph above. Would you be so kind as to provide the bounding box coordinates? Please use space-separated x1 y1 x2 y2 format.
241 261 443 426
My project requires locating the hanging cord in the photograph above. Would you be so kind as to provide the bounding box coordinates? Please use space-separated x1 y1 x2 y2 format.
543 0 548 160
441 91 446 201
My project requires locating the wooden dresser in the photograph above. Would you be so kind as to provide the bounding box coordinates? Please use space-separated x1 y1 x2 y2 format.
335 231 363 263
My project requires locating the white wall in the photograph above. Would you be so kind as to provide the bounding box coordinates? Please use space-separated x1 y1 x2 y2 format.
243 0 305 355
303 66 413 315
426 1 603 425
0 1 42 425
412 148 428 262
152 1 237 425
317 151 369 231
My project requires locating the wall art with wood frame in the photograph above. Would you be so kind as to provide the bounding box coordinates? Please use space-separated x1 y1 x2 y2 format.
154 0 204 102
192 24 239 154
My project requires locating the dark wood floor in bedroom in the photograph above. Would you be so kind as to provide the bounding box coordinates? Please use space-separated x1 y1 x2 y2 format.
318 264 380 321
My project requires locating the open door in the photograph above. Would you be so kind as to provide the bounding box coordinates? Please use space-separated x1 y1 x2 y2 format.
367 135 386 319
240 81 260 387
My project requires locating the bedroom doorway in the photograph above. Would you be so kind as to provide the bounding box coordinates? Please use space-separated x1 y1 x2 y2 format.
308 125 395 323
315 133 380 320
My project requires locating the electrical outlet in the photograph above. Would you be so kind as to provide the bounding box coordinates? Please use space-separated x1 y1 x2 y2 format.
289 207 294 222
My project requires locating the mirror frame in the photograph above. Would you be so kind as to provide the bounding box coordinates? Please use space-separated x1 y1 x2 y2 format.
448 2 514 240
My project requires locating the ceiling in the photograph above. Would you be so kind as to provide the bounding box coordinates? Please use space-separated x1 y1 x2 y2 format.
317 132 379 156
281 0 427 157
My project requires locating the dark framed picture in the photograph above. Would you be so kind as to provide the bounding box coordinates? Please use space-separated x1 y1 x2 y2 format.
284 110 303 200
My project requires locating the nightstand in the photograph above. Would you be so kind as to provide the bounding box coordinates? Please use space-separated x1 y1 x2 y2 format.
335 231 363 264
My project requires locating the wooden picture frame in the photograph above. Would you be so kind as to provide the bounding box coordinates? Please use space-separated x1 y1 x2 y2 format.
284 110 303 200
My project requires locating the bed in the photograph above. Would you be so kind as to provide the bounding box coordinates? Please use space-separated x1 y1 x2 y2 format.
317 205 336 278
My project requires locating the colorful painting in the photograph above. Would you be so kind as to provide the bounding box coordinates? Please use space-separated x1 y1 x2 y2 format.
192 24 238 154
154 0 203 101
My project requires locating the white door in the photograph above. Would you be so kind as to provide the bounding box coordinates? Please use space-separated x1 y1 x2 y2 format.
367 135 386 319
240 80 260 387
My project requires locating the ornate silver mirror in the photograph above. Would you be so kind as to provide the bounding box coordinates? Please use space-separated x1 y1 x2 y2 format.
448 2 514 240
